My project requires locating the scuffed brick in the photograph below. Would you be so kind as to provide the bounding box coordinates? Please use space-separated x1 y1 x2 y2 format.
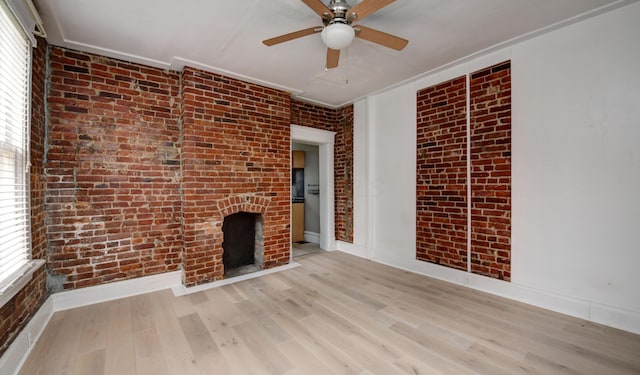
46 47 183 290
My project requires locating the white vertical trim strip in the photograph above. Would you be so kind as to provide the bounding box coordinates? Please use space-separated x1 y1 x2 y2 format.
466 70 472 273
366 96 376 260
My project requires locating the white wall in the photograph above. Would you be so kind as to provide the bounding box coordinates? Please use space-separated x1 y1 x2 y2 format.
348 2 640 333
368 87 417 262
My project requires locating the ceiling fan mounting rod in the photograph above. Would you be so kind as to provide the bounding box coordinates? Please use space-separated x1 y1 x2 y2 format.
327 0 353 23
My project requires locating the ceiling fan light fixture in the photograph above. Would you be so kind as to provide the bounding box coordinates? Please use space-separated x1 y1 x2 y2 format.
321 22 355 50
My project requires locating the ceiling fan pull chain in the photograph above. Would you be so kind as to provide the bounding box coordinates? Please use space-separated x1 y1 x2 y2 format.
345 47 349 85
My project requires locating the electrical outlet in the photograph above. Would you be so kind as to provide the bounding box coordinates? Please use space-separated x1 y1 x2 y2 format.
463 277 469 285
28 331 33 346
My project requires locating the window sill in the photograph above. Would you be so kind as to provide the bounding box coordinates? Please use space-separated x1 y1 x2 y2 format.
0 260 45 308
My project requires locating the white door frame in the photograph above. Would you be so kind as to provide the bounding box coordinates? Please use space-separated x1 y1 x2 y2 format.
291 125 336 251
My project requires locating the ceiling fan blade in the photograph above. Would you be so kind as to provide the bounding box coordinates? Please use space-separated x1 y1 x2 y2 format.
301 0 333 18
347 0 395 22
355 25 408 51
263 27 321 46
326 48 340 69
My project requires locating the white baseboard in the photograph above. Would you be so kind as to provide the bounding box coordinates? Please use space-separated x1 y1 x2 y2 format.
303 231 320 244
368 252 640 335
53 271 182 311
336 241 367 258
590 303 640 334
172 262 300 296
0 297 54 375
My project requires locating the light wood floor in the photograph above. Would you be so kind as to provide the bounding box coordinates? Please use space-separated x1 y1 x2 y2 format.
292 241 322 258
20 251 640 374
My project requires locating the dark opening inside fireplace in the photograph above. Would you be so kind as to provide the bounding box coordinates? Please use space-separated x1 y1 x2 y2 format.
222 211 264 277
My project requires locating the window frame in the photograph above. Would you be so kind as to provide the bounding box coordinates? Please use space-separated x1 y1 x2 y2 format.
0 0 44 308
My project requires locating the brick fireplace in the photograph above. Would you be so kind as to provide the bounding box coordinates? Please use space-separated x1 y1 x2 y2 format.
180 67 291 287
222 207 264 276
181 195 274 285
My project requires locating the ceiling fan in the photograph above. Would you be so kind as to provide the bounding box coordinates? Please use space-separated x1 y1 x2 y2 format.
263 0 408 69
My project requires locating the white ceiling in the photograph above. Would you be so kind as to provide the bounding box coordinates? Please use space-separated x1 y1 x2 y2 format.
34 0 632 107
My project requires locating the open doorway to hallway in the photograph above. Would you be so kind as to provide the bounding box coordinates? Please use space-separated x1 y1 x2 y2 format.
290 124 336 258
292 143 320 243
292 142 322 258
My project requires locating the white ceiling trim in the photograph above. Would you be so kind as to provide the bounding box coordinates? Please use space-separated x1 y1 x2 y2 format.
35 0 637 108
346 0 638 108
62 39 172 70
34 0 62 42
291 95 343 109
170 56 304 97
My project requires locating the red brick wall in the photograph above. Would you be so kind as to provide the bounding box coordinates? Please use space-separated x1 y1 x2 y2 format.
290 99 354 242
470 61 511 281
46 47 183 289
291 99 336 131
416 76 468 270
416 62 512 281
335 105 354 241
41 47 347 291
181 67 292 286
0 38 48 356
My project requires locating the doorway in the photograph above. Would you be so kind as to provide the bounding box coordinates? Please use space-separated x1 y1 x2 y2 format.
291 125 336 254
292 143 320 243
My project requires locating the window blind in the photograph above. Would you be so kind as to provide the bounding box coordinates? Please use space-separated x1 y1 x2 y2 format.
0 1 31 287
